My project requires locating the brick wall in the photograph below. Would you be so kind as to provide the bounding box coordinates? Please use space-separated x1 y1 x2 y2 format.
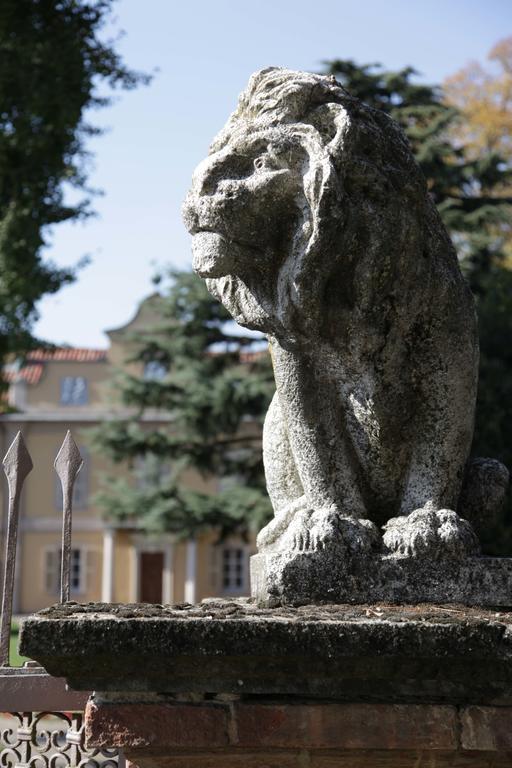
86 699 512 767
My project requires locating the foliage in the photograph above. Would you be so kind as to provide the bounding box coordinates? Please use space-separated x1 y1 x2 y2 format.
443 37 512 160
443 37 512 271
92 272 274 538
9 622 28 667
0 0 149 378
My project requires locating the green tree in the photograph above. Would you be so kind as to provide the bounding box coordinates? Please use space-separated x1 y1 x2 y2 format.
0 0 149 381
323 59 512 552
92 272 274 539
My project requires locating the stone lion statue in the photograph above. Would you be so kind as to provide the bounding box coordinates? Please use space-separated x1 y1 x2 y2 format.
183 67 508 561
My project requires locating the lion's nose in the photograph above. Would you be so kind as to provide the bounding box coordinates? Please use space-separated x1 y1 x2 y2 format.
183 148 235 233
191 149 232 197
182 192 200 235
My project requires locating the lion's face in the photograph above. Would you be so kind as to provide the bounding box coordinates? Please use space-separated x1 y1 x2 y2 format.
184 130 304 277
182 128 309 333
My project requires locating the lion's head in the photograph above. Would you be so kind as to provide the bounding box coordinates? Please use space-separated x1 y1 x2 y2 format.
183 67 437 343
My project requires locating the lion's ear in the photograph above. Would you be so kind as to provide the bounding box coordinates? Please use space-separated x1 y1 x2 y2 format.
306 103 350 156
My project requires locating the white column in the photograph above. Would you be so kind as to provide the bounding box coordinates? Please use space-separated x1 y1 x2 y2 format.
101 528 115 602
8 378 27 410
184 539 197 604
130 545 139 602
163 541 174 605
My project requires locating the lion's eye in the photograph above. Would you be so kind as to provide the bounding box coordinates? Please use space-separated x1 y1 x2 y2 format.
253 156 266 171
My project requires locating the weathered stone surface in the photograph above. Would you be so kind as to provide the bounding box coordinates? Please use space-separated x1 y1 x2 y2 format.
461 706 512 751
251 552 512 606
19 601 512 703
183 66 510 604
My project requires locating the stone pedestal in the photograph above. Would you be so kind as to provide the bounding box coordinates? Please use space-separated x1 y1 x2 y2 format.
20 600 512 767
251 551 512 606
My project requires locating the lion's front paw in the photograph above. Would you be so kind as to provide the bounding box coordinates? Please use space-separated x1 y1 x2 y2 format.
289 509 380 554
257 497 310 553
383 507 480 560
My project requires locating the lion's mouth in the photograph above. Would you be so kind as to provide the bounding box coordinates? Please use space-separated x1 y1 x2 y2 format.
192 231 236 278
194 227 263 249
192 230 263 278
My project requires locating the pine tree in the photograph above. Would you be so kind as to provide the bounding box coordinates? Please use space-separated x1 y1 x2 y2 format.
92 271 274 539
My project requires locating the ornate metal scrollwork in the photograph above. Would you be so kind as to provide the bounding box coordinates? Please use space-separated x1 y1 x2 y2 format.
0 712 123 768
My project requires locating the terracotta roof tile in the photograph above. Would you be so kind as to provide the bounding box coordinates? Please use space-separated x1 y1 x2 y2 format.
26 348 108 363
3 348 107 388
4 363 44 385
240 350 268 363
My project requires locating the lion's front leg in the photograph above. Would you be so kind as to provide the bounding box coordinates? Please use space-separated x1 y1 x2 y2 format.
258 390 307 552
262 391 304 517
259 390 379 554
270 341 369 519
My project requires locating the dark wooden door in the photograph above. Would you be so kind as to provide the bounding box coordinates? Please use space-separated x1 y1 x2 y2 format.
139 552 164 603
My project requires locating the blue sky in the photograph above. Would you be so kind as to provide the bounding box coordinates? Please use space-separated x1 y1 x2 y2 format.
34 0 511 347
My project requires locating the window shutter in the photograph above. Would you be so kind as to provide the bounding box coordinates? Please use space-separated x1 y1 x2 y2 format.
209 545 219 590
44 550 59 594
85 549 97 594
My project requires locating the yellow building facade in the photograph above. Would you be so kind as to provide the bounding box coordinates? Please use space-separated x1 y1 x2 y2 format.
0 297 255 614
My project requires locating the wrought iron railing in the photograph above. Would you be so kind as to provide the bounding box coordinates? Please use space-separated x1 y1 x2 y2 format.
0 711 121 767
0 431 124 767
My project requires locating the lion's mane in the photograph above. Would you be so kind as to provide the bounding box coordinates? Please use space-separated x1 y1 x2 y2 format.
206 67 462 347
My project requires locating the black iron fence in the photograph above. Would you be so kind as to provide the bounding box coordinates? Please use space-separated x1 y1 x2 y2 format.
0 431 124 767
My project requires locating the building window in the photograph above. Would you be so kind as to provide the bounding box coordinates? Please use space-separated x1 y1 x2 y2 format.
143 361 168 381
55 448 88 509
60 376 88 405
44 548 84 595
222 547 246 592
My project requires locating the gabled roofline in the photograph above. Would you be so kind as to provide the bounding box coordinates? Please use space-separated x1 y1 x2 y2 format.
105 292 162 339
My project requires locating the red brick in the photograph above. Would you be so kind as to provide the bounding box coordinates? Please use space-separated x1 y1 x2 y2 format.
85 700 229 750
234 703 457 750
312 751 512 767
461 706 512 751
120 750 512 768
124 753 301 768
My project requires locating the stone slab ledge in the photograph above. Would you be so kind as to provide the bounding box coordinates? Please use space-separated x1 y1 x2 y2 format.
20 600 512 704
